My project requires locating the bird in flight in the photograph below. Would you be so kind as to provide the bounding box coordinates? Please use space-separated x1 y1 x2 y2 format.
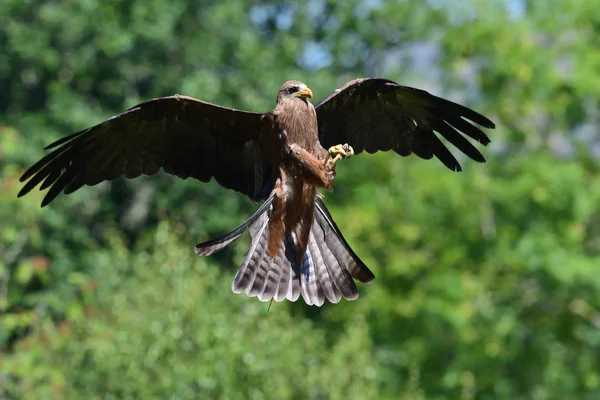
18 78 495 306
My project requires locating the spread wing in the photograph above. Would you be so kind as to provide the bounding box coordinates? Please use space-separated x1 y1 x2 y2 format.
315 78 496 171
19 95 275 206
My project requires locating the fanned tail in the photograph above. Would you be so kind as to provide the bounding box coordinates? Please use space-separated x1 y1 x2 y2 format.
195 194 375 306
227 196 375 306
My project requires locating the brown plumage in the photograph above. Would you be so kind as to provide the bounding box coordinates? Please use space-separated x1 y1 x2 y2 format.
18 78 496 306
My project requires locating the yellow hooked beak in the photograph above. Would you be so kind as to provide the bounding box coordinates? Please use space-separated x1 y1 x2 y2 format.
295 86 313 99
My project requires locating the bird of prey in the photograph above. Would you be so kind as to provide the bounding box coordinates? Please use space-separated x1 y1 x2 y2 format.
18 78 495 306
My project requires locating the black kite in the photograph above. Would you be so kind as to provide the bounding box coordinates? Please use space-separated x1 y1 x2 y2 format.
18 78 495 306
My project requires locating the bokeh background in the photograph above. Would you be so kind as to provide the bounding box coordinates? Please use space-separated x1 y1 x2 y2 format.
2 1 600 399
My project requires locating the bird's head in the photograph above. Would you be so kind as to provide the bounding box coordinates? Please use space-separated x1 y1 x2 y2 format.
277 80 313 104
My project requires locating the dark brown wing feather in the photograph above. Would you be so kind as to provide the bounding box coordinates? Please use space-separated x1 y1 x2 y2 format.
315 78 496 171
19 95 274 206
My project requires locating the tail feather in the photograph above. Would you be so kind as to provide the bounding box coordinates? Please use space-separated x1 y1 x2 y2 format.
246 250 271 297
194 196 274 256
232 210 269 295
308 231 342 303
284 244 302 302
315 198 375 283
282 236 301 302
257 263 280 302
239 210 274 298
309 220 356 301
300 246 325 306
273 248 292 302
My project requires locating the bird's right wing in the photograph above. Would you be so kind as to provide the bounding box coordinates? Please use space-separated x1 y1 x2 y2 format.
19 95 275 206
315 78 495 172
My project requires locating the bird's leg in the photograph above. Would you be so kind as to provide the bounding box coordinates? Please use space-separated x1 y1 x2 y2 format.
323 143 354 166
288 143 335 189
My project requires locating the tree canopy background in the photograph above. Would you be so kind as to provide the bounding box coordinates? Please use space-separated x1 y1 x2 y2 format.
1 1 600 399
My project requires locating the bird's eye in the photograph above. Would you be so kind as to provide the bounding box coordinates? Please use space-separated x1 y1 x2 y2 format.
288 86 299 94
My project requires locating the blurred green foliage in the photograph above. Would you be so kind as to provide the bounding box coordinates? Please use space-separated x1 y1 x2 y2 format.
1 1 600 399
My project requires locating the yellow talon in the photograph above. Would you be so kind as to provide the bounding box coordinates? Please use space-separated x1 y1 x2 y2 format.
342 143 354 157
325 143 354 165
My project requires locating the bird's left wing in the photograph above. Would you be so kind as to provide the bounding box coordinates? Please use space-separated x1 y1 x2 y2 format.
19 95 275 206
315 78 495 171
